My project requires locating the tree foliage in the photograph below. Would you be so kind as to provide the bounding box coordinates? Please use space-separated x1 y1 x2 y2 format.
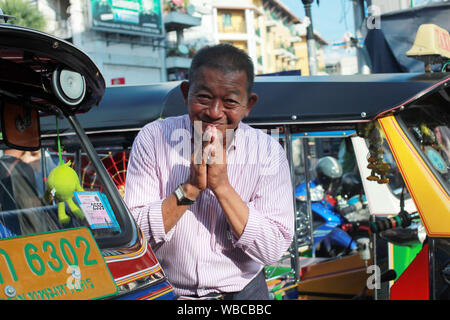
0 0 46 31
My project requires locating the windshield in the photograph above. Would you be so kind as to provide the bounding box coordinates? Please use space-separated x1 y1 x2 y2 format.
290 135 368 247
0 113 135 249
398 102 450 194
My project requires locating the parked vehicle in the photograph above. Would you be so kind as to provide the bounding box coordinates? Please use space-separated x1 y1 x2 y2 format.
38 68 449 299
0 22 175 300
32 18 450 299
261 72 449 300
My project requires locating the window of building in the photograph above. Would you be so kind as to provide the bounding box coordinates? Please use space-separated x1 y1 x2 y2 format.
222 13 232 27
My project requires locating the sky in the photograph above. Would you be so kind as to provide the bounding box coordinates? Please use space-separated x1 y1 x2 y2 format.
280 0 447 46
280 0 355 46
280 0 357 62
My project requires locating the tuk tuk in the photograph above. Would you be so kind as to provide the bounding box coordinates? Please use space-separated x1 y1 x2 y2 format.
40 68 449 299
0 22 175 300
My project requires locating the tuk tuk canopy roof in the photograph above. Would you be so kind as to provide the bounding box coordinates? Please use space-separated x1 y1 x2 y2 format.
0 24 105 114
41 72 450 135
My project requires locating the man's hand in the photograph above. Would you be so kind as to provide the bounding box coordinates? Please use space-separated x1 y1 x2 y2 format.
187 124 229 192
199 125 249 238
185 146 207 196
184 124 214 196
205 125 230 193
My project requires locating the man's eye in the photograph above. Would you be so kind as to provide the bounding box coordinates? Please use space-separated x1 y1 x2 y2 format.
224 100 239 108
197 95 211 102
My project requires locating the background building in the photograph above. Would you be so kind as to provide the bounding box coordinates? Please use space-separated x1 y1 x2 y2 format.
325 55 358 75
35 0 200 85
36 0 167 85
173 0 328 76
367 0 412 14
26 0 329 84
366 0 448 14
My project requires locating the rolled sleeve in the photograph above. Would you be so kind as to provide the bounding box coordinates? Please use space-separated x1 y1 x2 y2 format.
131 200 176 245
233 204 261 249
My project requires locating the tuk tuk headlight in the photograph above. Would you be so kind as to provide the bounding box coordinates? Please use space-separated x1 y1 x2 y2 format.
52 67 86 106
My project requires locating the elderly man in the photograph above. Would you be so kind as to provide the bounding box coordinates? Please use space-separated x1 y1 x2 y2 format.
125 44 294 300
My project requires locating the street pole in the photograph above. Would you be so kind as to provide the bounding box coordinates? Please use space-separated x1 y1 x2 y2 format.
352 0 371 74
301 0 318 75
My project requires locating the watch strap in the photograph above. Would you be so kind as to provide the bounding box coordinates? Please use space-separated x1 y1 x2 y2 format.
174 184 196 205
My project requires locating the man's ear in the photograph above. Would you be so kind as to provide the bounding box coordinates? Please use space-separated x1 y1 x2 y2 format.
180 81 190 103
244 93 258 117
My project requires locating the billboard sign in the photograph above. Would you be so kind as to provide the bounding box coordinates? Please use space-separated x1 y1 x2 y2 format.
89 0 163 37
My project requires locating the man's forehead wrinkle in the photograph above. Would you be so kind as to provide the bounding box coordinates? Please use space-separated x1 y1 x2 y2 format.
192 82 242 96
192 84 211 92
192 74 244 95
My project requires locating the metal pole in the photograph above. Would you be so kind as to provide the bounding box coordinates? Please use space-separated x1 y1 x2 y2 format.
352 0 371 74
428 237 436 300
302 0 318 75
284 125 300 283
302 138 315 257
66 113 138 249
371 214 378 300
74 149 82 177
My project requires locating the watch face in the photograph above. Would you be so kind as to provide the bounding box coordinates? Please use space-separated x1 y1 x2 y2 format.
175 186 183 200
175 186 194 205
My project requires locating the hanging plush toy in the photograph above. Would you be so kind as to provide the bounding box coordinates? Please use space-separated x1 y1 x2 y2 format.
44 161 85 225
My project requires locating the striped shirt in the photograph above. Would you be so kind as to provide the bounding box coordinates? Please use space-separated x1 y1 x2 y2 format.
124 114 294 296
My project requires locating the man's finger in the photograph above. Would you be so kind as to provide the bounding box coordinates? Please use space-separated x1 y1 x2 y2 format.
203 144 214 164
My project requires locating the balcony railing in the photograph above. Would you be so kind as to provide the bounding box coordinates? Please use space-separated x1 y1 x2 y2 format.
274 47 297 60
217 23 246 34
166 56 192 69
164 11 201 32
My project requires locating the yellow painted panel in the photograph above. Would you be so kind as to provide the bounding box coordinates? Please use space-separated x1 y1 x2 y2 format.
0 228 117 300
379 116 450 237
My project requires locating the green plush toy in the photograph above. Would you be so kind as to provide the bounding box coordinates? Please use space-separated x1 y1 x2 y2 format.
44 161 84 225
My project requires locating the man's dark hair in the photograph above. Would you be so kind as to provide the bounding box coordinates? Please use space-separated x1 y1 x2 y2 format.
188 43 255 96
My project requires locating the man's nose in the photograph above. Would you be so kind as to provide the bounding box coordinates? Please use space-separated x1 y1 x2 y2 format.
207 98 224 119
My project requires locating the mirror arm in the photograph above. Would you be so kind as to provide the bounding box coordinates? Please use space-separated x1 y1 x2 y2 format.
0 87 64 118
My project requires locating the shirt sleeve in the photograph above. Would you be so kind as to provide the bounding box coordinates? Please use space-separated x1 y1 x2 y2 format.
232 140 295 266
124 124 176 247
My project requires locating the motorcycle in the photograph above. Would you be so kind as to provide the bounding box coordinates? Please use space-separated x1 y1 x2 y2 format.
295 156 370 258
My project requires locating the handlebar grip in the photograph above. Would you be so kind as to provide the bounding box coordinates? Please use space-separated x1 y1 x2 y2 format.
380 269 397 283
369 211 413 234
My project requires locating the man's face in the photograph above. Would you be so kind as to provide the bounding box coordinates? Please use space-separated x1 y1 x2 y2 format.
181 66 258 139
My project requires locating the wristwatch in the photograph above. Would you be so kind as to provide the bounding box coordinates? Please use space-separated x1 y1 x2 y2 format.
174 184 196 205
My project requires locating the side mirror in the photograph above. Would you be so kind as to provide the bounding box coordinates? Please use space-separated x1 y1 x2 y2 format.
1 102 40 151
